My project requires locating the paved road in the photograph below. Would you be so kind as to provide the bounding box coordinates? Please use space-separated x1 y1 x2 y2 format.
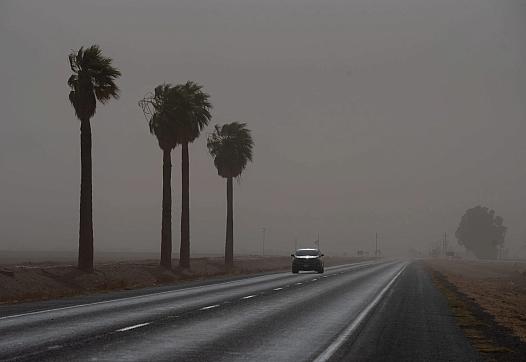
0 260 480 361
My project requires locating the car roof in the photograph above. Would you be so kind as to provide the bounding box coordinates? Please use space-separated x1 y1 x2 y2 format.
296 248 318 251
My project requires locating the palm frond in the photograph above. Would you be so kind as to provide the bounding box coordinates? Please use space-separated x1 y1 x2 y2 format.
171 81 212 144
67 45 121 120
138 84 178 151
207 122 254 178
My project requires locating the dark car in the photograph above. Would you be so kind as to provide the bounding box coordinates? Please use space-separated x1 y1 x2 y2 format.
291 248 324 273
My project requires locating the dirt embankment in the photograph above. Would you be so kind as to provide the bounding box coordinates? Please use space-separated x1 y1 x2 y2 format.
0 256 364 304
427 259 526 360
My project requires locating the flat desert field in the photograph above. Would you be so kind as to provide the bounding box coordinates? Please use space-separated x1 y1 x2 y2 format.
427 259 526 343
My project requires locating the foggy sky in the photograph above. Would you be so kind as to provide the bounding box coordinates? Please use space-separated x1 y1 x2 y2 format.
1 0 526 258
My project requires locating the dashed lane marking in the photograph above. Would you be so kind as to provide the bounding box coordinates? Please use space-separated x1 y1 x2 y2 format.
116 322 150 332
200 304 220 310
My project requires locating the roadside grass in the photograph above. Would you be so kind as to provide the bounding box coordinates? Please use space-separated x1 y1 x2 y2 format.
430 268 525 361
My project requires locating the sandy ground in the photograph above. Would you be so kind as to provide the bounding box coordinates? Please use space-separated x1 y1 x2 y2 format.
0 256 365 304
426 259 526 343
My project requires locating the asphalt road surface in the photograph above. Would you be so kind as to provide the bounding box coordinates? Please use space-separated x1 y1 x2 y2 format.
0 260 481 361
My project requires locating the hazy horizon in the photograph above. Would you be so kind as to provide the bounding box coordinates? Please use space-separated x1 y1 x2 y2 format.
1 0 526 258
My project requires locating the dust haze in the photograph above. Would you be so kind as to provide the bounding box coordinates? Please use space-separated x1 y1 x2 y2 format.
1 0 526 258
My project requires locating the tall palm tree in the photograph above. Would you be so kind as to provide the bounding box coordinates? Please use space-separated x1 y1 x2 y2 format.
68 45 121 272
171 82 212 269
139 84 178 269
207 122 254 267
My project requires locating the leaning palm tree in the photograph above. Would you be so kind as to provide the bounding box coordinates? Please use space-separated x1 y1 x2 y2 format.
139 84 178 268
171 82 212 269
67 45 121 272
207 122 254 267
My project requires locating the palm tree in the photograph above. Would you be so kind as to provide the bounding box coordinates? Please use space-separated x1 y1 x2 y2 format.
207 122 254 267
171 82 212 269
67 45 121 272
139 84 179 269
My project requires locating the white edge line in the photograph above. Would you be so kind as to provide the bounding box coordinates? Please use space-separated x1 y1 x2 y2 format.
313 263 407 362
0 280 242 321
116 322 150 332
200 304 220 310
0 260 379 321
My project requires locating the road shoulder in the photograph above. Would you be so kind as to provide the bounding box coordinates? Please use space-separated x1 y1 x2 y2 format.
337 261 481 361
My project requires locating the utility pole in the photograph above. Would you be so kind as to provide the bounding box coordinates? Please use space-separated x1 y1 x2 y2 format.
294 238 298 251
261 227 266 256
375 232 378 257
443 232 447 257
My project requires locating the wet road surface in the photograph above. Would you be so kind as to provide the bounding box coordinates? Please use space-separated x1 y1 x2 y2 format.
0 260 480 361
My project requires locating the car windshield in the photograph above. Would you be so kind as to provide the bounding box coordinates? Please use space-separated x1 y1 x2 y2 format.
295 249 319 256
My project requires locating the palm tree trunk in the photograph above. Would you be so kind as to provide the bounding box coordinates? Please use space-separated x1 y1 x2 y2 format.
180 142 190 269
160 149 172 268
225 177 234 267
78 118 94 272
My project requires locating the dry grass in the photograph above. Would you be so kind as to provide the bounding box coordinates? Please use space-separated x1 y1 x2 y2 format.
429 269 511 360
427 259 526 342
427 259 526 361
